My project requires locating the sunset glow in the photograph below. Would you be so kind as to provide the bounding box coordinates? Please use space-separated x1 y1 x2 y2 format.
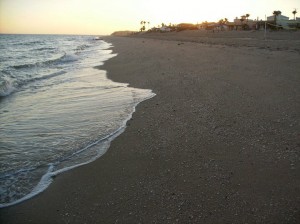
0 0 299 35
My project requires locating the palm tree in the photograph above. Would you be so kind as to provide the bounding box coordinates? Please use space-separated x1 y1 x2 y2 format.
140 21 147 32
246 14 250 22
240 15 246 28
218 19 227 31
273 10 281 25
240 15 246 23
292 9 297 20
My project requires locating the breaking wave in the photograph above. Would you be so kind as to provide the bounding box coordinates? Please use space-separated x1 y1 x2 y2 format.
0 75 15 97
11 52 77 70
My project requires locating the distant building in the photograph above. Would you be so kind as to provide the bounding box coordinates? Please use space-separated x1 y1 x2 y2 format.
266 14 300 29
287 17 300 29
226 18 258 30
177 23 198 31
267 14 289 27
160 26 171 32
199 22 217 30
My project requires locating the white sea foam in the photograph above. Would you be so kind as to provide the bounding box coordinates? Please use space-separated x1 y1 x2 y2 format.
0 88 155 208
0 76 15 97
0 35 155 207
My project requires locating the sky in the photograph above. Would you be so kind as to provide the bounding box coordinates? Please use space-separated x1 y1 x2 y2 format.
0 0 299 35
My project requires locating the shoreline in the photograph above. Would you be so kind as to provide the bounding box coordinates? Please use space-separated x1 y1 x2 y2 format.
1 32 299 223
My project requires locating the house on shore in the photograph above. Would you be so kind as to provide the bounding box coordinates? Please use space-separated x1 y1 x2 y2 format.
267 14 289 28
267 13 300 29
177 23 198 31
226 13 300 31
198 22 217 30
287 17 300 29
160 26 172 32
226 18 258 30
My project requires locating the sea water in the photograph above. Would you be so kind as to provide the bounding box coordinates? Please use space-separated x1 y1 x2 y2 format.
0 34 155 207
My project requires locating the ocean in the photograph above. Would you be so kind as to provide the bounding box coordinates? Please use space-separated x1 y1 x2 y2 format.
0 34 155 208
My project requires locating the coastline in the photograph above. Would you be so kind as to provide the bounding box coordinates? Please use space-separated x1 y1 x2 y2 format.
1 31 299 223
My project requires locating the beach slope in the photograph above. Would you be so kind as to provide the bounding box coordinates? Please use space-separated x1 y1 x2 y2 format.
1 32 299 223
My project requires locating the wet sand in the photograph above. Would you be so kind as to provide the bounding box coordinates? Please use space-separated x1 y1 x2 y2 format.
1 31 300 223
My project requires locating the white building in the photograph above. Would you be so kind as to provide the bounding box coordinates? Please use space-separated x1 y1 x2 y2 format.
160 26 171 32
267 14 289 27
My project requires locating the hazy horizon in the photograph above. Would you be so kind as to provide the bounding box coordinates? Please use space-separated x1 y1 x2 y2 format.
0 0 299 35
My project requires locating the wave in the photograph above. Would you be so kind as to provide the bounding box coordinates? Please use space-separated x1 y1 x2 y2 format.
0 76 15 97
75 44 90 53
0 121 124 208
12 53 68 70
2 51 80 98
59 54 79 63
0 70 66 97
34 47 56 51
25 71 67 83
0 89 155 208
0 166 37 180
11 51 81 71
19 40 43 46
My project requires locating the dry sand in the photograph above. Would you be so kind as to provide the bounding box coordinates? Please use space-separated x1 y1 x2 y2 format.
1 30 299 223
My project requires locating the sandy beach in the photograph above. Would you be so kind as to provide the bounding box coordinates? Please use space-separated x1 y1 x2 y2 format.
1 30 299 223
